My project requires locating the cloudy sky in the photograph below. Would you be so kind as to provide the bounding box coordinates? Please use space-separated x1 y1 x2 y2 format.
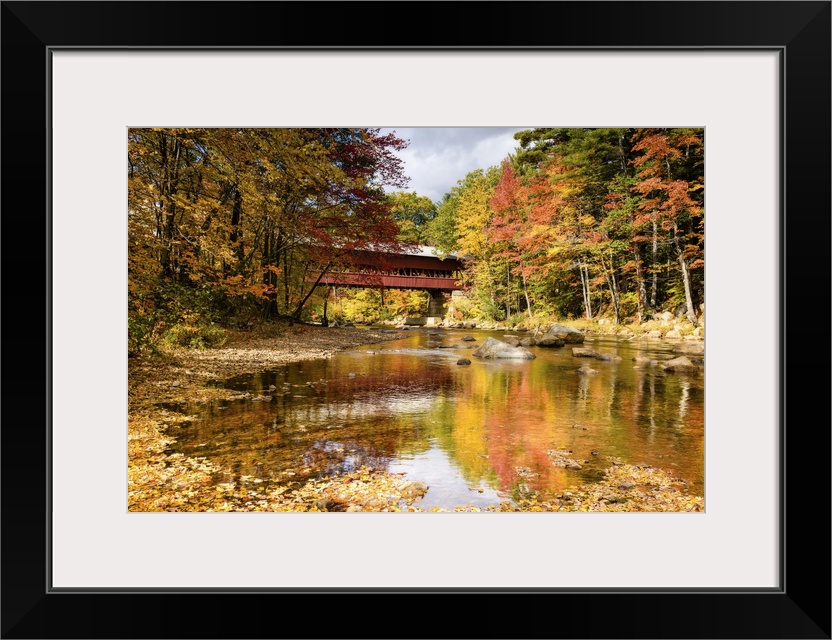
379 127 527 203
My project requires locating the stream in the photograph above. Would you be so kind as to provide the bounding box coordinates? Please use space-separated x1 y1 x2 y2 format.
167 328 704 509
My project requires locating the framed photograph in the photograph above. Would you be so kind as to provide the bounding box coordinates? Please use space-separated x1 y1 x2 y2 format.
3 1 829 638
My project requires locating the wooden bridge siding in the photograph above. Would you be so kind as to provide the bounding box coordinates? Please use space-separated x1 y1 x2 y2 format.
319 273 463 290
351 251 463 272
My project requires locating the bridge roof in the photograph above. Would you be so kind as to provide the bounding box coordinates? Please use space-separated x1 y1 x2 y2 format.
399 245 459 259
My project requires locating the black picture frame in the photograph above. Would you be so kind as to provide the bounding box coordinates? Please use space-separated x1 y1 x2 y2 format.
2 2 829 638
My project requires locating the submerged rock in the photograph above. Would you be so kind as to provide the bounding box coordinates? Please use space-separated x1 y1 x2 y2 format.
472 337 536 360
660 356 700 373
575 365 598 375
535 335 565 348
572 347 602 358
672 341 704 356
457 358 472 366
401 481 429 499
519 337 535 347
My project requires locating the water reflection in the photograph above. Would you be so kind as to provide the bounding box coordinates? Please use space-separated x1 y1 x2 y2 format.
171 330 704 508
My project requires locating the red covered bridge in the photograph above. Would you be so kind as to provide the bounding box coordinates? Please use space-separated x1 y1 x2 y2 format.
318 246 464 291
316 245 465 320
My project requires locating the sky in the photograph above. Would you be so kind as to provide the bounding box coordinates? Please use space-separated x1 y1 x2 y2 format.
379 127 527 203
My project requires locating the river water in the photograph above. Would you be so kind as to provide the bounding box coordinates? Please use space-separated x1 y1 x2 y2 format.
169 329 704 509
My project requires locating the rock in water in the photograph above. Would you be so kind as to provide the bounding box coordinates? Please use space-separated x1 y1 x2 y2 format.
457 358 472 366
401 482 429 499
672 341 704 356
545 323 585 344
575 365 598 375
461 335 476 342
535 335 565 347
572 347 602 358
472 337 536 360
660 356 700 373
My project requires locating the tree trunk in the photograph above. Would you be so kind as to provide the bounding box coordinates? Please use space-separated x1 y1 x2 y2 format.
578 260 592 320
505 262 511 319
291 264 331 323
633 244 648 322
229 187 244 266
521 271 533 319
603 263 621 325
650 221 659 309
322 288 330 327
672 225 698 324
159 135 181 280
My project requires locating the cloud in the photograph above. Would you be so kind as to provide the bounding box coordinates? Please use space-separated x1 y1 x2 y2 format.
380 127 526 202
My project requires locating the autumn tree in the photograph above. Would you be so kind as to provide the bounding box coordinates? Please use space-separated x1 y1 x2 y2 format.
487 159 534 318
127 127 409 351
631 128 704 324
385 191 437 245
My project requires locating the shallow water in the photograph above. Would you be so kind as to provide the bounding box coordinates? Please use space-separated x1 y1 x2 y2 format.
168 329 704 509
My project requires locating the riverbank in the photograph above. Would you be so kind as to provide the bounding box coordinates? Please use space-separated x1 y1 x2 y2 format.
129 325 403 411
378 312 704 340
128 323 703 513
128 325 410 511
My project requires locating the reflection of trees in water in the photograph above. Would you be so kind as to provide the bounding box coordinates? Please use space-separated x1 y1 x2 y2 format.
174 337 704 499
303 439 391 478
425 349 704 494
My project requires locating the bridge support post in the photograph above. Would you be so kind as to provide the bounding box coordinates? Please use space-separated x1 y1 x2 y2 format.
427 290 448 323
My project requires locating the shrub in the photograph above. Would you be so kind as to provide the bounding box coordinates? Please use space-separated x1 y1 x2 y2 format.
161 323 227 350
128 312 159 357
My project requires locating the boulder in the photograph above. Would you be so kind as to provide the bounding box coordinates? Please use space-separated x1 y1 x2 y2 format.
664 329 682 339
401 481 429 499
660 356 700 373
575 365 598 375
456 358 472 366
502 337 520 347
535 335 565 348
572 347 602 358
644 330 663 339
519 337 535 347
545 323 585 343
657 311 674 322
472 337 536 360
461 335 476 342
672 341 704 356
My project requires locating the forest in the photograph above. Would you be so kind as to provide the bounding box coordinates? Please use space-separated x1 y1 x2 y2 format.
128 127 704 353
